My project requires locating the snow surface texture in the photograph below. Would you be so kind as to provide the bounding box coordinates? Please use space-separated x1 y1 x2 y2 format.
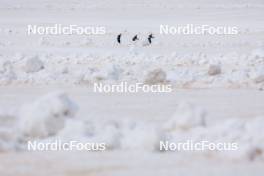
0 51 264 88
0 92 263 162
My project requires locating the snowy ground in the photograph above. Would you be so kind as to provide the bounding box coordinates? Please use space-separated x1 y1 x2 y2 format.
0 0 264 175
0 87 264 175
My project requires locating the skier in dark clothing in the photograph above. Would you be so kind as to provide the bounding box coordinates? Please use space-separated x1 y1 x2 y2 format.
117 33 122 44
148 34 154 44
132 35 139 41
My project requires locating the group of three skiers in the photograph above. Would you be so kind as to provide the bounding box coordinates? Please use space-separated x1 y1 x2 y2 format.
117 33 154 45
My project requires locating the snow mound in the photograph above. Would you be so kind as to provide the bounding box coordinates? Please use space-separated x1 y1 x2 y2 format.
23 55 44 73
121 122 162 151
92 120 122 150
18 92 78 139
0 61 17 85
144 68 167 84
162 115 264 161
57 119 162 151
208 64 221 76
254 75 264 84
163 102 206 131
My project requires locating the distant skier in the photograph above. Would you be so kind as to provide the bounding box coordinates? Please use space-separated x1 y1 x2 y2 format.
132 35 139 41
117 33 122 44
148 34 154 44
